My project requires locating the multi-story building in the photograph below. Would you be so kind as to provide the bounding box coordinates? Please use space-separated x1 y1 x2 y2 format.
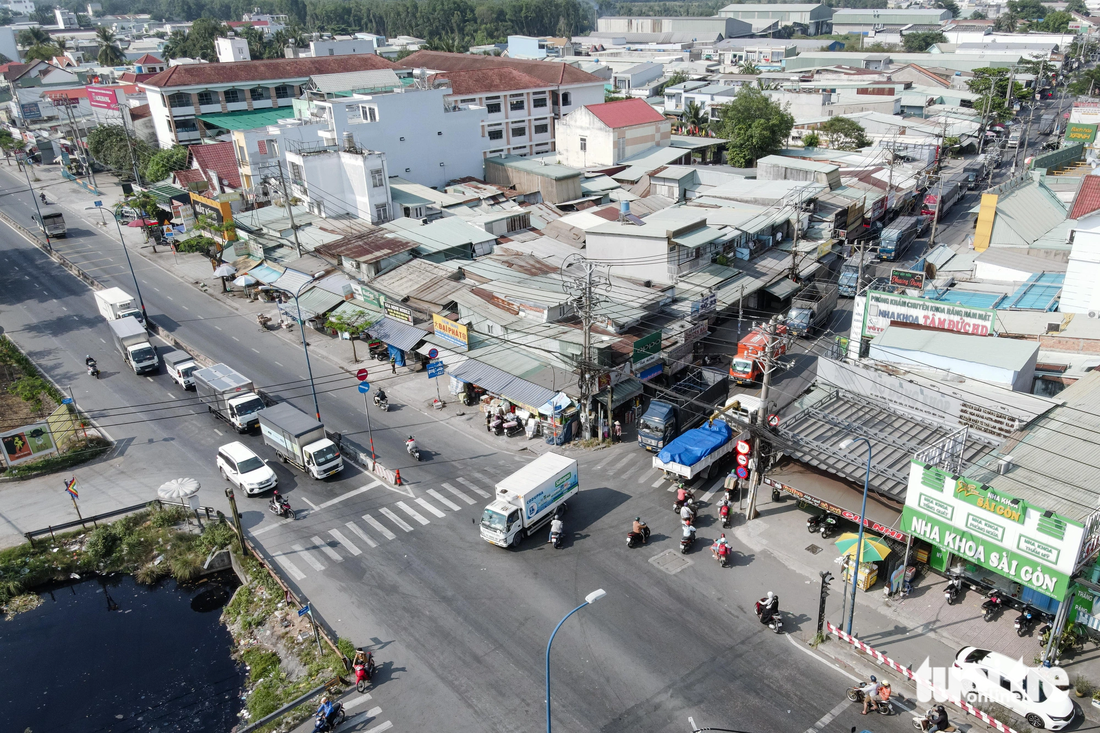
717 4 833 35
286 138 395 224
139 54 402 148
556 97 671 168
53 8 78 28
3 0 36 17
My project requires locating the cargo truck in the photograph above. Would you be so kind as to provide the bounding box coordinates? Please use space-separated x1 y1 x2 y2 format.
838 256 862 297
32 205 66 237
787 281 838 337
258 402 343 479
1039 113 1055 136
921 178 963 220
729 323 788 385
652 419 733 481
95 287 143 325
878 216 921 261
163 350 198 389
962 160 985 190
638 367 729 452
109 316 158 374
193 363 266 433
480 452 579 548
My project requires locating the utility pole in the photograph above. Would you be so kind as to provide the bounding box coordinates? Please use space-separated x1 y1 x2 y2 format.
976 82 995 156
273 160 303 257
928 115 950 250
1016 59 1045 171
561 254 609 439
746 315 780 521
855 236 865 297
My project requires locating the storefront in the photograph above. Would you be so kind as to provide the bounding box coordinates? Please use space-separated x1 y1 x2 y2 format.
591 376 644 438
365 316 428 368
448 358 561 439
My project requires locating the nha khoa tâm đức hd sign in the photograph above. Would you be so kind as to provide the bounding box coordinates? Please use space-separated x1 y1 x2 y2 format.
861 290 996 339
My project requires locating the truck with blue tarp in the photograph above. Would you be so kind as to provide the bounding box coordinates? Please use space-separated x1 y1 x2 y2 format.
652 419 735 480
637 367 729 452
479 452 578 548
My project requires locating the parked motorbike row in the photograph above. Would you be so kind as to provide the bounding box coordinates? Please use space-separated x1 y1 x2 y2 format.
487 411 525 437
945 572 1047 637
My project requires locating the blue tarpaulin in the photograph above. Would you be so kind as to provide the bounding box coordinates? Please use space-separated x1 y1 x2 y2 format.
656 420 732 466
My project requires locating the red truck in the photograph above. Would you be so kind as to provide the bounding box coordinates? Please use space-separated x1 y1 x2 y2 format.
729 324 788 386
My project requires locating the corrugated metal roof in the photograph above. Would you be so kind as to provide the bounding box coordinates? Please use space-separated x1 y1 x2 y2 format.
330 299 380 322
672 226 726 248
1004 272 1063 311
987 177 1069 248
873 326 1038 371
272 269 313 295
248 264 283 284
930 289 1004 309
450 359 556 412
309 69 402 94
365 316 427 351
766 278 801 299
292 288 345 320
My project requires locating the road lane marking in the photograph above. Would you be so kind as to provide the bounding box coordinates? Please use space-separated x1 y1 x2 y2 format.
164 391 177 400
318 481 380 508
343 694 372 710
783 633 860 684
364 722 392 733
232 336 240 342
181 305 189 311
803 699 851 733
415 497 446 518
311 535 342 562
366 707 382 718
472 471 500 488
346 521 378 548
251 348 260 353
273 553 306 580
457 477 490 498
395 501 430 525
652 477 666 488
213 429 223 436
363 514 396 540
379 507 414 532
300 496 321 511
441 482 476 505
99 338 106 343
427 489 461 511
291 543 325 572
146 376 153 382
274 361 283 367
328 529 361 556
214 325 222 330
166 296 173 301
249 518 294 537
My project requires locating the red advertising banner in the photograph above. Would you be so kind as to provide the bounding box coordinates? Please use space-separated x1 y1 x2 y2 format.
87 86 120 111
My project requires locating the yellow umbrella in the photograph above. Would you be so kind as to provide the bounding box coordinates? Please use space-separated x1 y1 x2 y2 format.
834 532 891 562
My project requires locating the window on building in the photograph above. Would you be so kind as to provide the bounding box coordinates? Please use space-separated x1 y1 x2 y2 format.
370 169 384 188
196 92 214 106
224 89 241 104
579 137 586 152
175 119 198 132
512 126 526 137
308 198 325 216
274 85 292 99
509 98 525 112
365 106 377 122
250 87 268 101
328 48 335 55
168 92 191 108
533 96 547 108
289 161 304 183
374 204 389 222
486 102 501 114
488 129 503 141
617 137 625 160
534 123 548 134
561 92 571 106
460 98 476 104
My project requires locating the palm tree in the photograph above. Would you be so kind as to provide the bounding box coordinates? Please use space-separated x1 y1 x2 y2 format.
683 101 707 133
739 61 761 75
17 27 51 48
95 26 125 66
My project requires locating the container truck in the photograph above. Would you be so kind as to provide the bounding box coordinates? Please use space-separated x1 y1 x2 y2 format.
193 363 266 433
729 323 788 385
652 419 734 481
95 287 143 325
108 316 158 374
787 281 838 337
480 452 579 548
258 402 343 479
921 178 963 220
1039 113 1056 136
878 216 921 261
962 160 985 190
638 367 729 452
162 350 198 389
32 205 66 237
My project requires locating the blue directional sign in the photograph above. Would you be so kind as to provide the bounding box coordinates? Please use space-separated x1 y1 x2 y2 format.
426 360 445 379
357 381 370 394
93 200 103 208
298 604 310 617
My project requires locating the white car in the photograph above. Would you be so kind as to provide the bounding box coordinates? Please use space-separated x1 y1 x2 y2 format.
954 647 1076 729
217 441 277 495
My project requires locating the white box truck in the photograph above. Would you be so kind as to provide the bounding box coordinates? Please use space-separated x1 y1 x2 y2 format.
162 350 198 389
95 287 144 326
258 402 343 479
108 316 158 374
480 452 578 548
193 363 266 433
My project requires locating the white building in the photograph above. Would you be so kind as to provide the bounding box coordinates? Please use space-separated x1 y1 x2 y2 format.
717 3 833 35
1063 176 1100 315
215 36 251 63
287 138 395 224
556 97 671 168
54 8 77 28
4 0 36 16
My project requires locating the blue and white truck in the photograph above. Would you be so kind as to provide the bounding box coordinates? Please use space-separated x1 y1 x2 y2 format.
480 452 578 548
637 367 729 452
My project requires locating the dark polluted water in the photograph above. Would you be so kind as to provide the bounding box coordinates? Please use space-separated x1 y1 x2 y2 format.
0 573 246 733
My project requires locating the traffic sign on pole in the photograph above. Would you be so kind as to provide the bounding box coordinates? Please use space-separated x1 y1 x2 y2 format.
426 360 445 379
736 453 749 467
356 368 369 381
298 604 310 617
735 466 749 479
357 381 370 394
736 439 751 454
768 414 780 428
427 348 439 359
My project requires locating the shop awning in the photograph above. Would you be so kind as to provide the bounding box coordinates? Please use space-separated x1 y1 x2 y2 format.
592 377 643 410
365 316 427 352
289 288 345 320
247 264 283 284
765 278 801 300
764 466 906 542
450 359 556 412
415 336 469 369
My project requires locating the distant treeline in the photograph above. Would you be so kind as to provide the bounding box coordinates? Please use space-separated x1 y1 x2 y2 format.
599 0 887 17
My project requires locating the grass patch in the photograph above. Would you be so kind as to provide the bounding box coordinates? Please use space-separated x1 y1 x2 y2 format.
4 435 111 478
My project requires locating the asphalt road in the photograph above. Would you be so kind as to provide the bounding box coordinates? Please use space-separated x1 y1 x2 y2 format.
0 169 928 732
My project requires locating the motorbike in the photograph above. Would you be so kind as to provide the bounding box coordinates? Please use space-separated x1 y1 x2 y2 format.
268 492 293 519
806 513 839 538
680 529 696 554
982 592 1005 622
1015 607 1037 637
489 414 503 435
944 574 963 605
39 193 47 204
627 524 650 548
673 494 696 514
86 360 100 379
312 703 346 732
714 543 731 568
462 391 477 407
373 394 388 412
845 683 893 715
406 440 421 462
353 651 377 692
503 416 523 437
913 707 955 732
754 598 784 634
719 503 731 528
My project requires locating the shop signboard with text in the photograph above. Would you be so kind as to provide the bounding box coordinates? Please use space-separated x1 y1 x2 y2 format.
432 313 468 349
861 290 996 339
86 86 120 111
632 330 662 370
901 461 1083 600
384 301 413 325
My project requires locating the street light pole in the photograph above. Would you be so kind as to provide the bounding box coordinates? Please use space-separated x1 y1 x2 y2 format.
291 278 322 421
23 159 51 252
111 208 149 324
840 436 873 636
546 589 607 733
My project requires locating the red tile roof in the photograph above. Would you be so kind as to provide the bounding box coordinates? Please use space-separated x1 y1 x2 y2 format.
142 54 398 89
397 50 601 87
1070 175 1100 220
429 67 552 95
119 71 158 83
173 168 205 186
585 98 666 129
134 54 163 65
190 141 242 189
128 103 151 120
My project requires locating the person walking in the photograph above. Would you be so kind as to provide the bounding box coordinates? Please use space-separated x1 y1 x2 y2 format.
613 420 622 443
390 356 396 375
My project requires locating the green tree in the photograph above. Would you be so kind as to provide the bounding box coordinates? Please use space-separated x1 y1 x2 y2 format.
902 30 947 52
1037 10 1072 32
143 145 188 182
682 100 707 131
17 27 50 47
0 129 18 165
739 61 761 75
969 10 987 19
88 124 153 180
23 44 63 61
714 86 794 167
1007 0 1046 19
175 234 218 255
820 116 871 150
665 70 689 88
1070 67 1100 95
95 27 126 66
935 0 960 18
162 18 227 61
801 131 820 148
1067 0 1089 14
967 67 1026 122
121 191 169 252
994 13 1018 32
324 311 373 361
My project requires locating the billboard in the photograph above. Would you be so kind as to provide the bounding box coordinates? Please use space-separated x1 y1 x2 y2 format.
1065 122 1097 145
384 301 413 324
432 313 468 349
860 290 996 339
889 269 925 289
632 330 662 367
1 421 57 467
19 103 41 120
87 86 120 111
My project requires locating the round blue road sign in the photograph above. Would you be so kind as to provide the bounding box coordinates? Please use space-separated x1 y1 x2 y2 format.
357 381 370 394
428 348 439 359
735 466 749 479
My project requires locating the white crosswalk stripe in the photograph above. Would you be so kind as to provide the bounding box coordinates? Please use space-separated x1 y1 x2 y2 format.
595 452 619 470
652 477 666 488
273 553 306 580
612 454 635 470
364 514 396 540
329 528 361 556
379 507 414 532
365 721 393 733
312 535 343 562
292 543 326 572
346 521 378 548
441 482 476 505
396 501 430 525
427 488 461 511
366 707 382 717
457 477 491 498
415 497 447 518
